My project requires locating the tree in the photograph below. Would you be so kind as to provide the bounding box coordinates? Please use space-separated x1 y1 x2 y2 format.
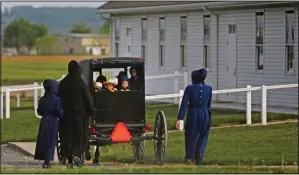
3 18 31 54
69 22 92 33
35 35 59 55
23 23 49 53
3 18 49 54
99 20 110 34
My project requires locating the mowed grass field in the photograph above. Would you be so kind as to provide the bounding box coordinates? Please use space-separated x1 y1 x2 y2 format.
1 99 298 143
1 55 298 173
1 56 93 86
1 100 298 173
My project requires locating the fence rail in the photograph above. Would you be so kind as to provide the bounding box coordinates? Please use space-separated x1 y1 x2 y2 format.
1 72 188 119
145 83 298 126
1 73 297 126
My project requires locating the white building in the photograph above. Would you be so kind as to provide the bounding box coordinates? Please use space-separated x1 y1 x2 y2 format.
97 1 298 108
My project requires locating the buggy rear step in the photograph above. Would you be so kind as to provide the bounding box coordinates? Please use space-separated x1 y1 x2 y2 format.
89 135 164 143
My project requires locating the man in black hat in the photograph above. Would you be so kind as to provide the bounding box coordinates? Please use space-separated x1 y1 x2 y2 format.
116 71 127 90
129 67 141 91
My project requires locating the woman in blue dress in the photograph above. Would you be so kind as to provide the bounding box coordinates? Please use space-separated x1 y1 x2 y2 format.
34 79 63 168
176 69 212 165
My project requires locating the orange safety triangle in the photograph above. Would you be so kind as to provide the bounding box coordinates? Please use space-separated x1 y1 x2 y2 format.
111 122 132 142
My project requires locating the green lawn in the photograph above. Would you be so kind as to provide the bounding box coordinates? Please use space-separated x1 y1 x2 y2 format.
96 123 298 166
1 99 298 143
1 61 67 86
2 166 298 174
1 123 298 173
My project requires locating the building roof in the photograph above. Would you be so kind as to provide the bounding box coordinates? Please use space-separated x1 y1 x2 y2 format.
97 1 297 14
97 1 206 10
54 33 110 38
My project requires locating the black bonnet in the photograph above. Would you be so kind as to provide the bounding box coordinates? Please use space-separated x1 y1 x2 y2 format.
68 60 81 76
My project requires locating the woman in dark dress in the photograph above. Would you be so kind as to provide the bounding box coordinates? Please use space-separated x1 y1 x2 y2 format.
176 69 212 165
34 79 63 168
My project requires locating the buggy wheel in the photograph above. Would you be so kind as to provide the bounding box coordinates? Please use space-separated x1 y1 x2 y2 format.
132 141 144 161
80 152 85 165
154 111 168 166
56 133 63 162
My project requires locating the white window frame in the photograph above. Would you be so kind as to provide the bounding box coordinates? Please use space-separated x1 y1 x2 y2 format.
203 15 211 71
285 9 295 75
180 16 187 69
141 18 148 68
159 17 165 68
255 11 265 73
114 19 120 57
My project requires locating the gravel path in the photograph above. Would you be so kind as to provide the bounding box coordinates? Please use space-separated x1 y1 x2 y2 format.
1 144 124 169
1 144 44 169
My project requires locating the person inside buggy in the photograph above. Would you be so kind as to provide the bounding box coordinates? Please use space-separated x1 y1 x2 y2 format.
84 65 144 164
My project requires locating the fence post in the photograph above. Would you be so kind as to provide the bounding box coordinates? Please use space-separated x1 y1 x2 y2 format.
5 88 10 119
1 90 3 119
174 71 179 104
16 94 20 108
261 85 267 125
178 90 184 112
33 82 38 110
184 71 188 88
246 85 252 125
40 82 45 97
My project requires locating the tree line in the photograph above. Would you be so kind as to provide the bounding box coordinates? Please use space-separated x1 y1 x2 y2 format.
3 18 110 55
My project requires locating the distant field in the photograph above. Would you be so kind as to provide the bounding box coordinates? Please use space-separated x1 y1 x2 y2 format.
2 56 93 62
1 56 94 86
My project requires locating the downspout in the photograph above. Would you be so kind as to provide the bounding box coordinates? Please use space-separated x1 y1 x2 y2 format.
202 6 219 101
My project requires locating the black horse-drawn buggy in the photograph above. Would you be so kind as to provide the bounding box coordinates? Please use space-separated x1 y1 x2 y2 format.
57 57 168 165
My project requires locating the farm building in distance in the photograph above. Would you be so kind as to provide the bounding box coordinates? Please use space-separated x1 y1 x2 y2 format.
97 1 298 108
54 33 110 56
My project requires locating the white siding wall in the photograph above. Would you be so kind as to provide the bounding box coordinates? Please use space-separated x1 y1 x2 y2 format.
111 6 298 108
218 7 298 108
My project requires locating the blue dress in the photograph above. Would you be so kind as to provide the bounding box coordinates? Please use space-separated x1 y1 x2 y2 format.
34 80 63 161
177 83 212 161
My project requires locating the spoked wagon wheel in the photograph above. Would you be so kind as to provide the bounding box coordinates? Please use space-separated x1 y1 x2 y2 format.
132 140 144 161
56 133 65 164
153 111 168 166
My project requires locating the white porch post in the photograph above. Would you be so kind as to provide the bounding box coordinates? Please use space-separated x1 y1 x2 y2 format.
246 85 252 125
261 85 267 125
174 71 179 104
5 88 10 119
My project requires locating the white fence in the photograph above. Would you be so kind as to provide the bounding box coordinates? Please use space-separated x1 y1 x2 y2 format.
0 73 297 125
0 72 188 119
145 83 298 125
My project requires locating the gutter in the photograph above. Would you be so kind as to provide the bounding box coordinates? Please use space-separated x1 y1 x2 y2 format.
99 13 111 22
96 1 292 14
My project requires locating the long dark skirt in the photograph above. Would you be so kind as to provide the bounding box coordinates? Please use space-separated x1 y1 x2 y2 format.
62 114 89 158
34 116 59 161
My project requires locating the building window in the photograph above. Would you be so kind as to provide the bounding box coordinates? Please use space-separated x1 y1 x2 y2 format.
114 19 120 42
285 10 295 73
141 45 146 58
159 17 165 42
114 19 120 57
115 43 119 57
180 16 187 68
159 45 164 67
141 18 147 42
180 45 186 68
141 18 147 67
159 17 165 67
203 15 211 69
255 12 264 72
